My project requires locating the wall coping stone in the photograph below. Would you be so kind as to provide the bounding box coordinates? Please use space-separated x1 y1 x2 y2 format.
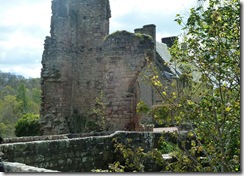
2 131 113 144
3 162 59 172
2 131 166 145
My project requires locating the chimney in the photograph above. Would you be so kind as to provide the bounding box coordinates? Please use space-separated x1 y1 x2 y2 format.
161 36 177 47
135 24 156 43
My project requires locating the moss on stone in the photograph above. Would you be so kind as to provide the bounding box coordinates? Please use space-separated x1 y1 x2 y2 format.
135 33 153 41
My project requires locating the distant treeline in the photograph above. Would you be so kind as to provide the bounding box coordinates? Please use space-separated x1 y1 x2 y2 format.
0 71 41 137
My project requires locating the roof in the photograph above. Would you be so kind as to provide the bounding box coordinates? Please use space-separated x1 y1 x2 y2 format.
156 42 172 63
155 42 181 79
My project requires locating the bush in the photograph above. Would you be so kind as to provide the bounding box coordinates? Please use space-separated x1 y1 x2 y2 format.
14 114 42 137
111 138 165 172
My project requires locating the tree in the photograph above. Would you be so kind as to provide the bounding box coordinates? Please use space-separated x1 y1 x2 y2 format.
140 0 240 172
0 71 41 137
16 83 29 114
0 95 22 137
0 86 15 99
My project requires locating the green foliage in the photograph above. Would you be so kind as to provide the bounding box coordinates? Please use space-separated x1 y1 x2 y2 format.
160 141 175 154
31 88 41 105
14 114 42 137
92 162 125 173
140 0 240 172
110 138 165 172
135 33 153 41
93 137 169 172
92 91 108 132
150 105 173 126
0 71 41 137
0 123 10 137
70 91 108 133
136 101 150 114
16 83 28 114
0 95 22 137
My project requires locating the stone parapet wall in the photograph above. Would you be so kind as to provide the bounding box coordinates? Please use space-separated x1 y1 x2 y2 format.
3 162 59 172
0 131 169 172
2 132 111 144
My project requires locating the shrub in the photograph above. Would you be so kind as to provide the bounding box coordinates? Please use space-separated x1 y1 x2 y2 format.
14 114 42 137
111 138 165 172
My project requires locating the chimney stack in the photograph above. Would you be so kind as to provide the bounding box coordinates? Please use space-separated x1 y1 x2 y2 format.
161 36 177 47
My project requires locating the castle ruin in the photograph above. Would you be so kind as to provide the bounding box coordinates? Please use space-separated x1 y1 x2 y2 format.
40 0 179 135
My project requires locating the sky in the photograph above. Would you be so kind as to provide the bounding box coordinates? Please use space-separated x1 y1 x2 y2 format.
0 0 197 78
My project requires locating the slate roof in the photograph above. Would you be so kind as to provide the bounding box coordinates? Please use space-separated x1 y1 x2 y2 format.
155 42 181 79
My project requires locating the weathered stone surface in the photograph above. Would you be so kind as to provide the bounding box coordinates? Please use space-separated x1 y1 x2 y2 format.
102 31 154 131
4 162 59 172
40 0 111 134
0 131 172 172
40 0 181 135
40 0 155 135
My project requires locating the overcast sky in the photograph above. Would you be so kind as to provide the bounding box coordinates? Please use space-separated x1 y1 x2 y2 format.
0 0 197 78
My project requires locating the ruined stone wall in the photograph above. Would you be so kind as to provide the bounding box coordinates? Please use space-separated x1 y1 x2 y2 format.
40 0 111 134
133 26 181 127
135 24 156 43
0 132 166 172
40 0 156 134
102 31 154 131
134 25 157 126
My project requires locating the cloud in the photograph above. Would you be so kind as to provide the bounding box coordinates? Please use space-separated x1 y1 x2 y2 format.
0 0 50 78
0 0 196 78
0 47 42 64
0 63 42 78
110 0 195 17
110 10 183 39
0 45 42 78
109 0 196 40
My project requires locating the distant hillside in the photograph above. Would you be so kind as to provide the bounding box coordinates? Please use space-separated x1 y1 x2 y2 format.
0 71 41 137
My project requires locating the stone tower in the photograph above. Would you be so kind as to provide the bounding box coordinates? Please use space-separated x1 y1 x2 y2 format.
40 0 111 134
40 0 155 135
